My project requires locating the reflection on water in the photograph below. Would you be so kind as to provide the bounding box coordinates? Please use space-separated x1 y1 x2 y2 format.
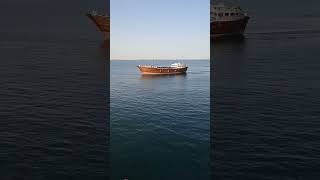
99 40 110 57
211 35 247 65
211 34 246 43
140 74 187 80
212 35 248 88
95 40 110 81
212 35 247 49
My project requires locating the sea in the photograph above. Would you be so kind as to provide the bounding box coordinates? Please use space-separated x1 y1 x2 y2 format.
211 0 320 179
111 60 210 180
0 0 109 179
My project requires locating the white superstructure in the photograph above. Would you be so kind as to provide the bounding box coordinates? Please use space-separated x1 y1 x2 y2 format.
211 2 247 22
170 63 187 68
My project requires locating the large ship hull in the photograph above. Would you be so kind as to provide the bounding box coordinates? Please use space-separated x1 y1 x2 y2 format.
86 13 110 40
211 16 249 38
137 66 188 75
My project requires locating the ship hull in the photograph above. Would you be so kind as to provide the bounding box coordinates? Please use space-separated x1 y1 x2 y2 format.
86 13 110 40
211 16 249 38
137 66 188 75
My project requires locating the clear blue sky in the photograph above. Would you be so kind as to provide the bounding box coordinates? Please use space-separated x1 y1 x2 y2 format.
110 0 210 60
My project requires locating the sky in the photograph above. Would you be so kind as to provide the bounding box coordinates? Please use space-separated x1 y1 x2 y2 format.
110 0 210 60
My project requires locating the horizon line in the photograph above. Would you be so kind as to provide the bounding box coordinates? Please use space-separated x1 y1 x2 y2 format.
110 59 210 61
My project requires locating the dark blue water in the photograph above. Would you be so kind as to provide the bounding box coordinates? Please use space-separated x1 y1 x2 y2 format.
211 0 320 179
111 60 209 180
0 0 109 179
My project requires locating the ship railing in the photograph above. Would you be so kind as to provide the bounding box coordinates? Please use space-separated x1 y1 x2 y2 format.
87 9 98 16
139 65 157 68
87 9 109 17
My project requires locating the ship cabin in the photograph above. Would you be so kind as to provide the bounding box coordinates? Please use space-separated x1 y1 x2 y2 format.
170 63 187 68
211 3 247 21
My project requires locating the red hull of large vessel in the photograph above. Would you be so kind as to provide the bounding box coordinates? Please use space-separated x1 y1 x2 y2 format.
86 14 110 40
211 16 249 38
137 66 188 75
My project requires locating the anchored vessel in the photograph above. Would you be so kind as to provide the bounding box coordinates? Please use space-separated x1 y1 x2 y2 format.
211 2 249 38
137 63 188 75
86 10 110 40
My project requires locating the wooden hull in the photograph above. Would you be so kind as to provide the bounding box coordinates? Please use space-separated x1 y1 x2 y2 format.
137 66 188 75
86 14 110 40
211 16 249 38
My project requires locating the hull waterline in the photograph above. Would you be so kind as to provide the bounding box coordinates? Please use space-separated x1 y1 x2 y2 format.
137 66 188 75
211 16 249 39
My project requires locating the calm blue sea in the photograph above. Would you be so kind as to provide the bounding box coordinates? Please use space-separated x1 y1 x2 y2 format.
111 60 210 180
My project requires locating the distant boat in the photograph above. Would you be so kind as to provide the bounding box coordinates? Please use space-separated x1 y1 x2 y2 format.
211 1 249 38
137 62 188 75
86 9 110 40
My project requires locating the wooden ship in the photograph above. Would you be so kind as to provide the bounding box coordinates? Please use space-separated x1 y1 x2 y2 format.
86 9 110 40
137 63 188 75
211 1 249 38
